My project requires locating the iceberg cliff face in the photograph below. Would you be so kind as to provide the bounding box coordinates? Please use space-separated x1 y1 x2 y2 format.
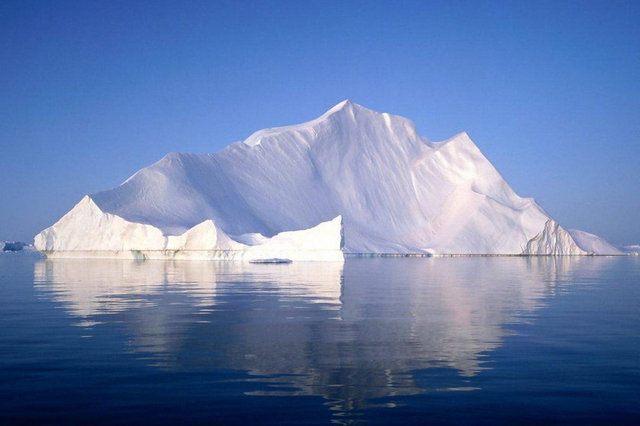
522 220 587 255
35 100 619 257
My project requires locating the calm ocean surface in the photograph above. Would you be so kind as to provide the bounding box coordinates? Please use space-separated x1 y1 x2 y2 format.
0 255 638 424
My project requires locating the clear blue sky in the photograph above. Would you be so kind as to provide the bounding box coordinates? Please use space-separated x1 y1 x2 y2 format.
1 0 638 244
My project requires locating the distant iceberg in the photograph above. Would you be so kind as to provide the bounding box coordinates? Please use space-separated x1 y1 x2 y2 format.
620 245 640 255
1 241 33 253
35 101 622 259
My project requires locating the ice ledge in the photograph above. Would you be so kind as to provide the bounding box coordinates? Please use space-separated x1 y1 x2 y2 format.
522 219 587 255
521 219 625 256
567 228 623 255
34 196 344 262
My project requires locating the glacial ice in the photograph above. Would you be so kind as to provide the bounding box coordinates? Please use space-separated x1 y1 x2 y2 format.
35 196 343 261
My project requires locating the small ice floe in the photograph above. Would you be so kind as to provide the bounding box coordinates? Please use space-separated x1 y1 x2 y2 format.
249 258 293 264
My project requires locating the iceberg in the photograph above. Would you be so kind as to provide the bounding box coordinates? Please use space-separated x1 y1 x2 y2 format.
35 100 621 258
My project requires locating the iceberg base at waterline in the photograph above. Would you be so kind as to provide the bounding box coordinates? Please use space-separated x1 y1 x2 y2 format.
34 196 344 261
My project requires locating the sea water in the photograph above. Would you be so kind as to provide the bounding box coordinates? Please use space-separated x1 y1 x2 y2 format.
0 255 638 424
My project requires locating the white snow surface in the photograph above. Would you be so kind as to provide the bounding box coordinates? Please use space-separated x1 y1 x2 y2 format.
567 229 623 255
36 100 619 257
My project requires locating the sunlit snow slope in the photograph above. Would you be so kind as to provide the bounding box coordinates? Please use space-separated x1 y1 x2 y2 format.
35 101 621 257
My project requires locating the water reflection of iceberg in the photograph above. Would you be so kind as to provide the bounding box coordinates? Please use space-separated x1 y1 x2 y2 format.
34 259 343 317
33 256 611 419
34 259 220 317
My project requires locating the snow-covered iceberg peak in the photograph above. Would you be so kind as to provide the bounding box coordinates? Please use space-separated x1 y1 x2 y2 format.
242 99 421 150
36 101 621 257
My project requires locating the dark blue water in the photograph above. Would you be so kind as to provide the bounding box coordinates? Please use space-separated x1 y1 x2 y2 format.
0 255 638 424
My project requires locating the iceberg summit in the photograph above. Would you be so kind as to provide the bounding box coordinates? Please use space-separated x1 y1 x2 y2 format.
35 100 622 259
